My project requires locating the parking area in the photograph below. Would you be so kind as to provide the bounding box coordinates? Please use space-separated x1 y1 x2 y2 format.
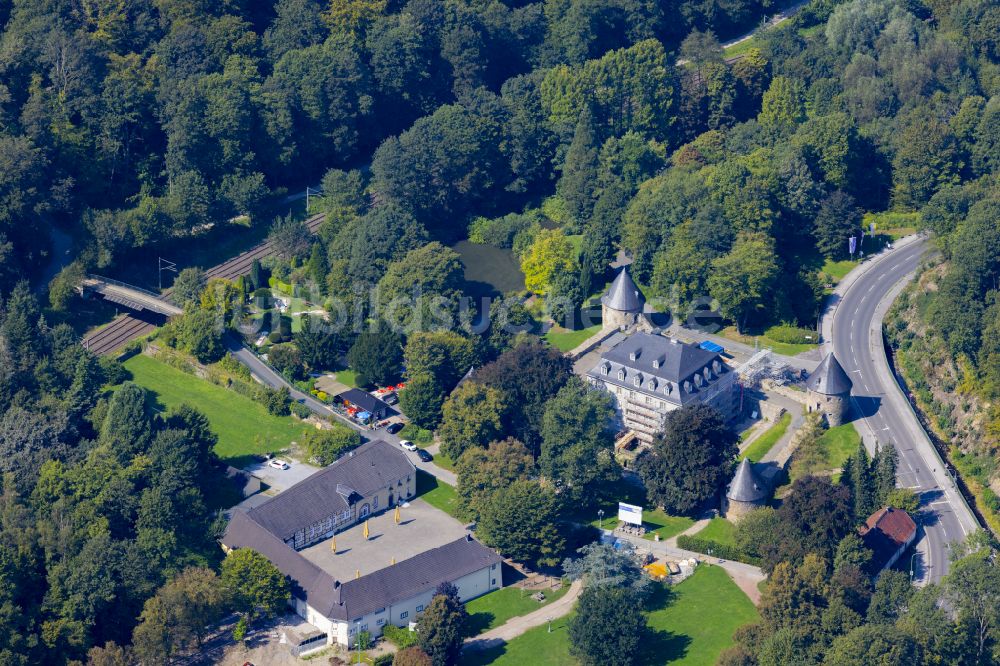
242 458 320 494
298 498 470 579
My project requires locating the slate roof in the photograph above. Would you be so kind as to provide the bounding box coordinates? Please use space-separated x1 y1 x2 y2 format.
222 512 499 621
805 352 853 395
336 388 393 415
244 439 415 541
727 458 770 503
859 507 917 571
602 267 644 312
587 332 727 406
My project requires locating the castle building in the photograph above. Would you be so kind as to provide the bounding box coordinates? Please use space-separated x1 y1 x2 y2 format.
586 332 736 445
805 352 853 426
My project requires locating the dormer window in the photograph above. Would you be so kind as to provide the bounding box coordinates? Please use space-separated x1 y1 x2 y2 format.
703 367 712 380
633 376 641 387
652 357 661 369
684 380 694 393
618 369 626 381
602 364 610 376
647 379 656 391
695 374 704 387
664 383 673 395
629 348 641 361
713 360 722 374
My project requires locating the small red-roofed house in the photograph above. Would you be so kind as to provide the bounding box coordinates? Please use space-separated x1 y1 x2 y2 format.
859 507 918 574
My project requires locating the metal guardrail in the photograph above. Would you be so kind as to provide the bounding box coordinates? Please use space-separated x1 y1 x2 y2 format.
88 274 165 300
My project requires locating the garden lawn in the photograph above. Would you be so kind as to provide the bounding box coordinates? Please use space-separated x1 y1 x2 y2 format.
739 412 792 462
465 584 570 635
544 323 602 352
333 368 360 388
720 326 817 357
461 613 574 666
463 565 758 666
642 565 759 666
693 518 736 547
415 470 461 519
818 423 861 470
643 509 696 541
123 354 312 466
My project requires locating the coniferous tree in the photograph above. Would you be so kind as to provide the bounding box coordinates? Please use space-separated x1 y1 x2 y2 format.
847 443 876 521
558 108 601 228
873 444 899 509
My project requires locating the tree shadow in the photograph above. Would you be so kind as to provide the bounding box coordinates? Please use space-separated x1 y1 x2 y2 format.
465 611 497 637
638 585 692 664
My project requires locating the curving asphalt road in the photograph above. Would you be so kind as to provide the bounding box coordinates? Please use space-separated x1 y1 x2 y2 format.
824 236 980 584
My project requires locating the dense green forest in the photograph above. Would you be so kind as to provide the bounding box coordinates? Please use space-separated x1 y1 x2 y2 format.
0 0 999 663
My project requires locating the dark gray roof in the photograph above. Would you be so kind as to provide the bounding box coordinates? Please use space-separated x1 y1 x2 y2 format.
337 388 392 415
805 353 852 396
337 535 500 619
727 458 769 503
601 267 644 312
587 332 727 405
222 513 499 621
245 439 415 540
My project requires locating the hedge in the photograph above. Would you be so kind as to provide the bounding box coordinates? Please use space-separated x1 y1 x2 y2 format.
676 535 762 567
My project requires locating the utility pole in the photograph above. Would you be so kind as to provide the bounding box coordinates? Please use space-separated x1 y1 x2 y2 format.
158 257 177 291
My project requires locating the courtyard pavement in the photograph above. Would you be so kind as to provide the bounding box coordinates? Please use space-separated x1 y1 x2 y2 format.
298 498 470 579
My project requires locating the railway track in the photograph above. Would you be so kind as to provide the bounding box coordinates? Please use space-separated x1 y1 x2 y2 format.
81 213 325 356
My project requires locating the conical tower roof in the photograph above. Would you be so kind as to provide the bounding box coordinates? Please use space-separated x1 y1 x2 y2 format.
727 458 769 503
805 352 853 396
601 266 644 313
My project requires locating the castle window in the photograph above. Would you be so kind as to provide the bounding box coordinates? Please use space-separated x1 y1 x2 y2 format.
618 370 626 381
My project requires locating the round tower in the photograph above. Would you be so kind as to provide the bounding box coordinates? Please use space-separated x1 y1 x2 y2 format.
805 352 853 426
723 458 770 522
601 266 644 330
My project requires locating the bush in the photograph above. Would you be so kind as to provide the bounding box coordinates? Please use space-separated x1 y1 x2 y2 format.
262 386 290 416
383 624 419 649
765 324 818 345
373 654 394 666
675 536 762 566
290 402 311 419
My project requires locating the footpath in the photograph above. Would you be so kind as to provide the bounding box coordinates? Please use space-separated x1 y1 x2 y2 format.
463 580 584 652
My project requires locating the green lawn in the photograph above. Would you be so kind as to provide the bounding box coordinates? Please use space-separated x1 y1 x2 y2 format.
123 354 312 466
739 412 792 462
720 326 817 357
415 470 461 519
333 368 360 388
544 323 602 352
693 518 736 547
818 423 861 470
642 565 759 666
821 258 859 283
465 584 570 636
643 509 696 542
723 36 759 58
463 565 758 666
461 613 575 666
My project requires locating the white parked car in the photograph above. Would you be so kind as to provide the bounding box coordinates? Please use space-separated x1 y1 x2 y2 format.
268 459 290 470
400 440 417 452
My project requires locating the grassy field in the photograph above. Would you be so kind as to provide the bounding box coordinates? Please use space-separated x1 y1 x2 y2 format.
462 565 757 666
739 412 792 462
723 36 759 58
642 565 759 665
465 584 570 636
544 323 602 352
333 368 360 388
818 423 861 470
720 326 818 357
693 518 736 547
415 470 461 519
123 354 312 466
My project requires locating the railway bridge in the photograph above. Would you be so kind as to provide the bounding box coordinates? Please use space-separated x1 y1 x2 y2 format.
78 276 182 317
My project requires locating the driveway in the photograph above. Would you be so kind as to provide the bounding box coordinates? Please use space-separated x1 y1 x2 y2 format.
225 334 457 485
